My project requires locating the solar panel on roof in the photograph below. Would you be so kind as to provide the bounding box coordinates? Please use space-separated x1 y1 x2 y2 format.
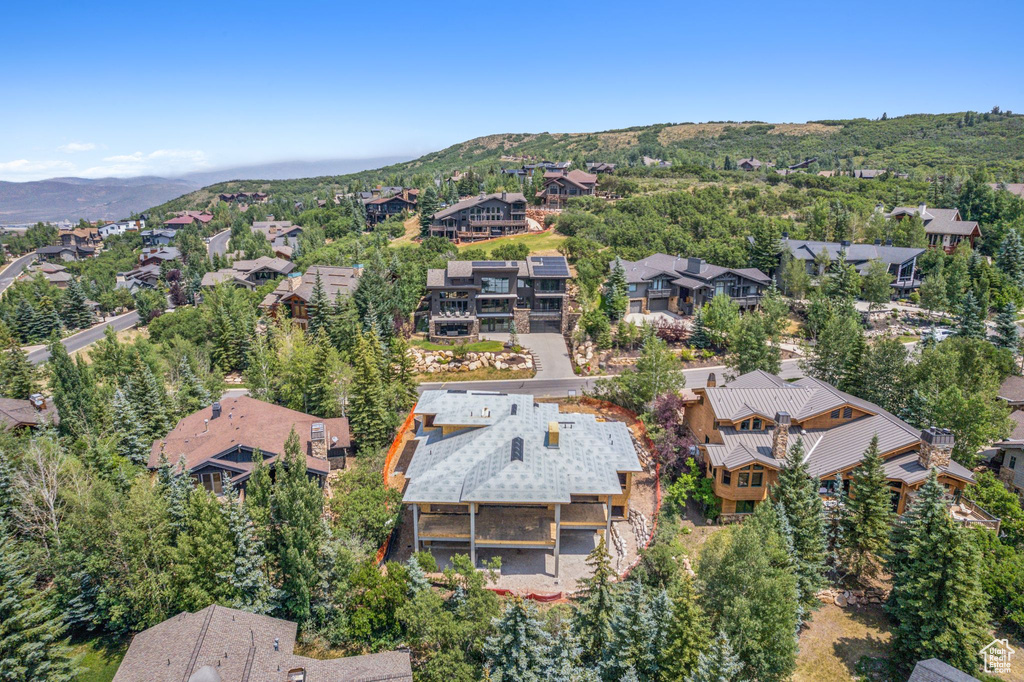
472 261 509 267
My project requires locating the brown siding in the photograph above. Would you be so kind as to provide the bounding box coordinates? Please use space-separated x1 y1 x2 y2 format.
684 398 722 444
797 405 872 429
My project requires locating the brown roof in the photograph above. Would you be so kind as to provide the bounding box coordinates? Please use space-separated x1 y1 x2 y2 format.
261 265 362 308
989 183 1024 198
147 397 349 480
0 397 59 430
887 205 980 237
112 604 412 682
543 169 597 189
1000 375 1024 404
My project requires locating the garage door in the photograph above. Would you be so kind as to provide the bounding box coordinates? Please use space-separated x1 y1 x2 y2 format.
629 300 642 313
530 319 562 333
649 298 669 312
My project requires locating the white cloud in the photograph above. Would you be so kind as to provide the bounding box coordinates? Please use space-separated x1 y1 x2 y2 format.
0 159 76 182
57 141 98 153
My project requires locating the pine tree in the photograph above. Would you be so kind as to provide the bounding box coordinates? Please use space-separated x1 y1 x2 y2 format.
245 449 273 536
0 450 14 515
175 357 212 416
686 631 743 682
173 487 236 611
245 330 276 403
605 580 659 680
690 308 711 350
603 260 629 322
220 478 274 614
825 473 847 576
0 331 37 400
307 332 340 418
955 289 986 339
544 626 600 682
270 428 324 623
573 537 618 665
772 437 827 608
838 326 867 396
727 311 781 375
60 279 93 330
0 523 76 682
994 302 1019 351
307 271 329 337
659 575 710 680
997 229 1024 287
348 331 393 452
13 299 39 343
843 435 894 575
112 389 150 465
386 335 418 414
749 218 782 274
418 185 439 237
886 470 990 675
47 334 95 437
162 456 194 535
124 361 173 441
484 596 551 682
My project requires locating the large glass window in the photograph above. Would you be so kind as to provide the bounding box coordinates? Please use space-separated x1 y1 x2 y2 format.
737 472 750 488
536 279 563 292
479 300 511 314
650 278 669 290
438 323 470 337
535 298 562 312
480 277 510 294
197 471 224 495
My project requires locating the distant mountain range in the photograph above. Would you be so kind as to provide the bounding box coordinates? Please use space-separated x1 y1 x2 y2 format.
0 155 412 224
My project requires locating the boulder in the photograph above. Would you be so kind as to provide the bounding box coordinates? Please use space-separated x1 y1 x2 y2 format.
834 594 848 607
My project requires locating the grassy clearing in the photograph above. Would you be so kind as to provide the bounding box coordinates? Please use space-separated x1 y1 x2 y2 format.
415 367 534 383
411 339 505 352
794 603 891 682
391 215 422 246
456 230 566 256
71 635 128 682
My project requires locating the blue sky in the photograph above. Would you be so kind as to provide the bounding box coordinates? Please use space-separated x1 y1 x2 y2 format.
2 0 1022 182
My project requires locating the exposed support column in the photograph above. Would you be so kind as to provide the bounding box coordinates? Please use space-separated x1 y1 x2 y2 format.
413 504 420 553
606 496 613 541
554 503 561 578
470 503 477 567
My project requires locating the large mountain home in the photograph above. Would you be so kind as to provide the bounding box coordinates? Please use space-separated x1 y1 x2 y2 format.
586 162 617 173
201 256 294 289
886 203 981 254
116 264 162 293
138 246 181 267
57 227 101 248
140 229 176 247
537 169 598 208
363 188 419 225
777 236 923 295
642 156 671 168
163 211 213 229
404 390 642 576
429 192 528 242
425 256 570 340
99 218 145 237
112 604 411 682
148 397 351 495
685 371 990 525
615 254 770 315
24 262 71 288
737 157 763 171
251 219 303 258
0 394 58 431
993 411 1024 496
36 244 95 262
260 265 362 327
218 191 269 203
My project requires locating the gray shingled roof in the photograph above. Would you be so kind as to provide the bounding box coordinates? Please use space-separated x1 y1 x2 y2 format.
887 206 980 237
907 658 981 682
113 604 412 682
781 238 923 266
404 390 642 505
433 192 527 220
614 254 769 287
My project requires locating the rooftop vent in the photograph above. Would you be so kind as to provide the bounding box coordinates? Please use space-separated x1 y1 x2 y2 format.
481 407 490 418
511 437 524 462
211 402 222 419
510 404 518 415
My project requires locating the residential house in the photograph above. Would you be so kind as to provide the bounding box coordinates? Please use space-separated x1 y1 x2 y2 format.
200 256 294 289
999 375 1024 411
855 169 908 180
148 397 352 494
425 256 570 340
642 156 671 168
140 229 176 247
98 218 145 237
0 394 59 431
993 411 1024 495
24 262 72 288
115 264 162 292
788 157 818 170
138 246 181 267
907 658 981 682
36 244 95 262
737 157 763 171
817 170 838 178
777 236 923 295
989 182 1024 198
218 191 269 204
251 220 303 257
429 192 528 242
363 188 419 225
614 254 770 315
586 162 617 173
404 389 642 576
886 203 981 253
685 371 987 524
523 161 570 175
112 604 411 682
163 211 213 229
260 265 362 327
56 227 101 248
538 169 598 209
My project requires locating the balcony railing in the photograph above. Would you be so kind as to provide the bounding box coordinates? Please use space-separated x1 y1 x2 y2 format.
467 219 528 229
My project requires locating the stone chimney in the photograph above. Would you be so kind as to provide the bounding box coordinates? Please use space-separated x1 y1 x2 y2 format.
919 427 954 469
706 372 717 388
29 393 46 411
772 412 791 460
309 422 327 460
686 257 704 274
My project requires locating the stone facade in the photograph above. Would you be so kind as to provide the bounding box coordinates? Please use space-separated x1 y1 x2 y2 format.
771 412 791 460
428 317 481 344
919 426 954 468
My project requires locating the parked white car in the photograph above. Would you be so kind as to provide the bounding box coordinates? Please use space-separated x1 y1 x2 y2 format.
923 326 954 343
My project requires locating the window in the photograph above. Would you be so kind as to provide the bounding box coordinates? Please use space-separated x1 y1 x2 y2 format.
713 420 721 430
752 418 762 430
721 469 731 485
1012 455 1018 470
737 472 750 488
736 500 755 514
198 472 224 495
751 472 763 487
535 298 562 312
480 277 510 294
842 406 852 418
618 472 627 487
739 420 750 431
830 409 840 419
628 283 637 292
650 278 668 290
517 278 532 288
479 300 510 314
536 279 563 292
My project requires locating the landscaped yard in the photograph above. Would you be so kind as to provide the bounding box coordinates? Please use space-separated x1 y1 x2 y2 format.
456 230 566 256
794 603 891 682
411 339 505 353
71 635 128 682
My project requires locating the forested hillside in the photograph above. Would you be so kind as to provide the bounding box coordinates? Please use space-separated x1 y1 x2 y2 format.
149 110 1024 214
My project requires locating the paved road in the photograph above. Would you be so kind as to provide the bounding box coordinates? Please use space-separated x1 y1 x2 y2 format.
208 229 231 259
27 310 140 364
0 251 36 296
418 357 804 397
